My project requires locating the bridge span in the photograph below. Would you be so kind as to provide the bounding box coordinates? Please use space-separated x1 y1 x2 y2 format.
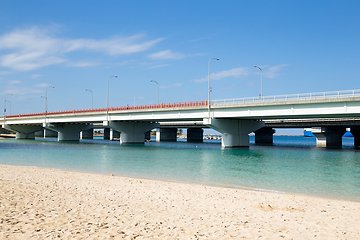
2 89 360 148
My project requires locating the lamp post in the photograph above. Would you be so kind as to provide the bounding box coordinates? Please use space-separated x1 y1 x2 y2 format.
106 75 118 121
5 100 11 116
150 80 159 104
85 89 93 109
208 58 219 117
254 66 263 99
3 93 13 123
41 86 54 125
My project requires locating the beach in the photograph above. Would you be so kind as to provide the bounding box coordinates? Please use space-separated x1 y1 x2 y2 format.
1 165 360 239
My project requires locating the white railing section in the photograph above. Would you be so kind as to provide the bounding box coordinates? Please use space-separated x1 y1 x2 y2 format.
211 89 360 106
265 118 360 124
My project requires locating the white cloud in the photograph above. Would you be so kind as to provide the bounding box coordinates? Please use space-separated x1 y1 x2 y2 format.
0 26 163 71
35 83 52 88
0 71 11 75
117 60 136 66
9 80 21 84
0 86 43 97
0 81 56 98
31 74 43 79
160 83 182 89
66 61 100 67
147 64 170 69
263 64 288 79
148 50 185 60
194 67 249 83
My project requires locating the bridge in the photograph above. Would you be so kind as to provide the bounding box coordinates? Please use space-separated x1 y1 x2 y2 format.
2 89 360 148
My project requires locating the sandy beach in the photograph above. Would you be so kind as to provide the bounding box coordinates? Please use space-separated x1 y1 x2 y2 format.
1 165 360 239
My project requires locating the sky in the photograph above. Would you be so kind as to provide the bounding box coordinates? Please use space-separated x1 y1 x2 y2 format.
1 0 359 135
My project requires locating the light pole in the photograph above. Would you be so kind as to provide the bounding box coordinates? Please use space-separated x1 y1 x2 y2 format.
150 80 159 104
3 93 12 123
5 100 11 116
85 89 93 109
208 58 219 117
254 66 263 99
106 75 118 121
42 86 54 125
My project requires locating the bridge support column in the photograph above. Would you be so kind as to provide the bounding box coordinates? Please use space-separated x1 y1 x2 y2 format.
81 128 93 139
3 124 43 140
45 129 58 138
203 118 264 148
187 128 203 142
312 127 346 147
156 128 177 142
255 127 275 144
350 126 360 148
45 123 93 141
108 121 159 144
103 128 110 140
145 131 151 141
110 129 121 140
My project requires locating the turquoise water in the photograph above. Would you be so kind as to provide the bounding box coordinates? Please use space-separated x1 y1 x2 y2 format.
1 136 360 201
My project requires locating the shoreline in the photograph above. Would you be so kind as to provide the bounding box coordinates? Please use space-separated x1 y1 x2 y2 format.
1 164 360 239
2 163 360 203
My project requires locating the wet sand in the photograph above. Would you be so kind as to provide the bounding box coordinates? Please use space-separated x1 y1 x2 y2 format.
1 165 360 239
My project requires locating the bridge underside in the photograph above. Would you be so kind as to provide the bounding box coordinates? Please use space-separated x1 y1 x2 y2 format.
4 117 360 148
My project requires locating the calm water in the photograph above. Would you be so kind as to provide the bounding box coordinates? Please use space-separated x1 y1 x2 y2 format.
1 136 360 201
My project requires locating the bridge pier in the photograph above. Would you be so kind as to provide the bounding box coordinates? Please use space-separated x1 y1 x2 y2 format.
187 128 203 142
311 127 346 147
110 129 121 140
45 129 58 138
45 123 93 141
3 124 43 140
203 118 264 148
145 131 151 141
156 128 177 142
350 126 360 147
255 127 275 144
104 128 110 140
108 121 159 144
81 128 93 139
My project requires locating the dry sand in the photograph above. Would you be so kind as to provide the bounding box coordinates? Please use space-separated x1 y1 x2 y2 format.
1 165 360 239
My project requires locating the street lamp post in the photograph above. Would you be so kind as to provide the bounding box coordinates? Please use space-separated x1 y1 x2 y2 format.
254 66 263 99
3 94 13 123
208 58 219 118
41 86 55 125
150 80 159 104
5 100 11 116
85 89 93 109
106 75 118 122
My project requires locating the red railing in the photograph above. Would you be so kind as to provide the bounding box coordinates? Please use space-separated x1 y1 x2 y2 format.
5 100 207 119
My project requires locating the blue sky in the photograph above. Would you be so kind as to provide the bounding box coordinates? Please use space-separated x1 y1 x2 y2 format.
1 0 359 134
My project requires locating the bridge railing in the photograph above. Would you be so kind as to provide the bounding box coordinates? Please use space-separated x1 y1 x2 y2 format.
4 100 207 119
211 89 360 106
265 117 360 124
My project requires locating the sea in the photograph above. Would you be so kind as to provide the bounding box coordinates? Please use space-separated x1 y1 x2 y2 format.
1 136 360 201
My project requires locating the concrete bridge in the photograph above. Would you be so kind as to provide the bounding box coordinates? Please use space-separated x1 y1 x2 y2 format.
2 89 360 148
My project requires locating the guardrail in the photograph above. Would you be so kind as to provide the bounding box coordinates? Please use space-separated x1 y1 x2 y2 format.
4 100 207 119
4 89 360 120
265 118 360 124
211 89 360 106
